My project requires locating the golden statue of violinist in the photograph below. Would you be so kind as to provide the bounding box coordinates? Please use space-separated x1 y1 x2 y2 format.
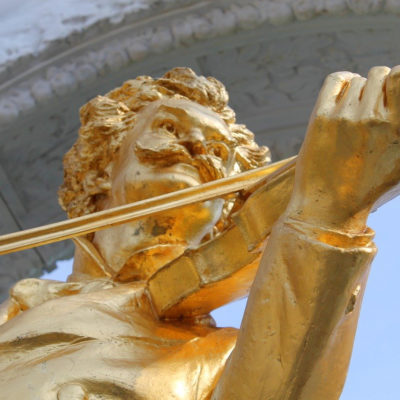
0 66 400 399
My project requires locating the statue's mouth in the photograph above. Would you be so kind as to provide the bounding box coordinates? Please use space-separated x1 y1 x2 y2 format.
158 163 202 185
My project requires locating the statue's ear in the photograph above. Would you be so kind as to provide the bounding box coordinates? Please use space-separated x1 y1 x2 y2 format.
92 191 111 213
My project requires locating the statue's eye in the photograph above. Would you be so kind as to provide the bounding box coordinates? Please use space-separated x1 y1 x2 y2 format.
212 147 221 157
207 142 230 161
160 121 177 136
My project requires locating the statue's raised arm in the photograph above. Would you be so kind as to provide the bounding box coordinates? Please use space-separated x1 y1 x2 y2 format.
213 66 400 399
0 67 399 400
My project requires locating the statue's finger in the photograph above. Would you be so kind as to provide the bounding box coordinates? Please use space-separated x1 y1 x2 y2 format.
359 66 390 121
336 76 366 120
385 65 400 121
313 71 356 118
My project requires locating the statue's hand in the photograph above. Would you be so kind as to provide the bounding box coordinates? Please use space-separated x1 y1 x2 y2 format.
287 66 400 232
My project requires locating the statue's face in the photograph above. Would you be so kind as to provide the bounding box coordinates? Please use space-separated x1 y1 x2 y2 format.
93 98 236 281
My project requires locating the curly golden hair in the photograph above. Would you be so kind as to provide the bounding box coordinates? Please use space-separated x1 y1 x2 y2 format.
59 68 270 218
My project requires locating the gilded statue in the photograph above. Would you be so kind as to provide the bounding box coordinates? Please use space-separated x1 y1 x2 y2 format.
0 66 400 399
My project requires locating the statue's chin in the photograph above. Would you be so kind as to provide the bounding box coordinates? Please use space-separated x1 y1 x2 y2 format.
113 243 187 282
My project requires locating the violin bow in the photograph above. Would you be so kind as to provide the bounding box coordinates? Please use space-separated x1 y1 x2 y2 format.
0 157 297 256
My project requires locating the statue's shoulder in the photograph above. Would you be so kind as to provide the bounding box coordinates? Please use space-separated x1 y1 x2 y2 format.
0 277 122 324
0 278 237 400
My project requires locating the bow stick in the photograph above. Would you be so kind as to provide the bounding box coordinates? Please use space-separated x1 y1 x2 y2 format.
1 152 400 257
0 157 297 256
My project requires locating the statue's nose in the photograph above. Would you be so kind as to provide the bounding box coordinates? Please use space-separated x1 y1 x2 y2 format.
180 129 207 155
187 128 206 143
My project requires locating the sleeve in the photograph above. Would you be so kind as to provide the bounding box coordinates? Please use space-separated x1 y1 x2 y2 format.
212 217 376 400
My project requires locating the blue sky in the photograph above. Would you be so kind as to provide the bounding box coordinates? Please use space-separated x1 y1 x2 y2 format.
44 196 400 399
